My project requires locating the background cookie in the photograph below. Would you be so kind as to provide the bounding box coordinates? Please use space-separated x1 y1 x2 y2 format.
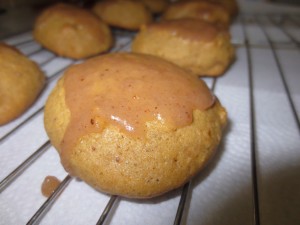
0 43 45 125
178 0 239 19
34 3 112 59
138 0 169 14
44 53 227 198
132 19 235 76
92 0 152 30
214 0 239 18
163 0 230 27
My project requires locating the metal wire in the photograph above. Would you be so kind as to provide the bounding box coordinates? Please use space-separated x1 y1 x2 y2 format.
38 54 57 67
14 38 35 47
25 47 43 56
96 195 118 225
256 16 300 132
241 15 261 225
0 140 51 192
26 175 73 225
0 107 44 143
173 76 217 225
173 182 192 225
270 18 300 47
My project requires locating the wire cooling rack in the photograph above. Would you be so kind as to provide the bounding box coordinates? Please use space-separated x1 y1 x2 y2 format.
0 13 300 225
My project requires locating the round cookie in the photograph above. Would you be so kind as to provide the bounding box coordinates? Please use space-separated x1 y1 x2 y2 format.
138 0 169 14
44 53 227 198
214 0 239 18
0 43 45 125
132 19 235 76
33 3 112 59
178 0 239 19
163 0 230 27
92 0 152 30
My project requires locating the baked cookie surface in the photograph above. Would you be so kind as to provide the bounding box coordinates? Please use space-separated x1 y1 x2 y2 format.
44 53 227 198
0 43 45 125
132 19 235 76
92 0 152 30
178 0 239 19
139 0 169 13
34 3 112 59
163 0 230 27
214 0 239 18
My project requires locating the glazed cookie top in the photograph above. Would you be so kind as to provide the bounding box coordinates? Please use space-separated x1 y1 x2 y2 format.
139 0 169 13
61 53 215 154
163 0 230 27
144 19 228 42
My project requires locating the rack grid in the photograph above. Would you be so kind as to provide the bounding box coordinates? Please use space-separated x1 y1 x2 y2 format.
1 13 300 225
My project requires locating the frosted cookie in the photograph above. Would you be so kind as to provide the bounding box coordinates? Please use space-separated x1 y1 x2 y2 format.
132 19 235 76
0 43 45 125
178 0 239 19
44 53 227 198
163 0 230 27
139 0 169 14
34 3 112 59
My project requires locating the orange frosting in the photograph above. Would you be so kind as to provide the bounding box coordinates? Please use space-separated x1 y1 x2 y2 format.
41 176 61 197
146 19 224 42
61 53 214 166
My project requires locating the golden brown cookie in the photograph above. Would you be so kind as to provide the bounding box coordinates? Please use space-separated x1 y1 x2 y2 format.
163 0 230 27
132 19 235 76
178 0 239 19
214 0 239 18
0 43 45 125
44 53 227 198
138 0 169 14
33 3 112 59
92 0 153 30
